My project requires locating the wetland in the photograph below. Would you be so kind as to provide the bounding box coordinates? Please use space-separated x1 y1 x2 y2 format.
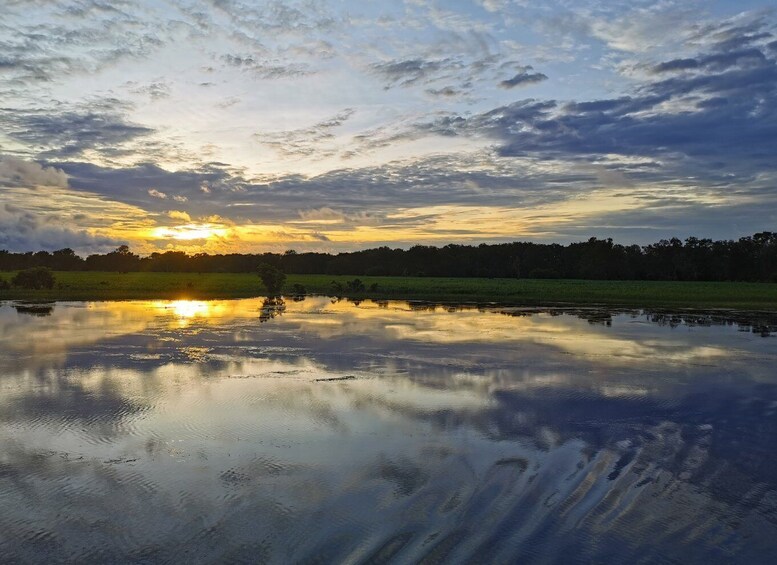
1 298 776 563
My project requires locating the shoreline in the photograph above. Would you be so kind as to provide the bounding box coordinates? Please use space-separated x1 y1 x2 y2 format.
1 272 776 310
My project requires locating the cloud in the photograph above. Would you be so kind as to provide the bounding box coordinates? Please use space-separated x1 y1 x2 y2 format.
0 202 123 253
52 161 245 220
0 157 69 188
0 102 154 159
254 109 355 157
370 58 460 88
2 1 776 250
208 0 337 35
296 207 383 225
410 26 777 184
366 38 543 97
0 0 170 88
477 0 511 13
168 210 191 222
220 53 311 79
425 86 463 97
556 196 777 244
49 151 580 225
499 68 548 88
651 48 769 74
585 3 698 53
310 231 330 241
651 58 700 73
125 80 170 100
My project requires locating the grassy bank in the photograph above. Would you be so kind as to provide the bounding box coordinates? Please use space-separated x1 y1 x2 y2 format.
1 271 776 309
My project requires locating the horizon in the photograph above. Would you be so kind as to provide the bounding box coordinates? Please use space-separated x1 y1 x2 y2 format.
3 229 777 259
2 1 777 254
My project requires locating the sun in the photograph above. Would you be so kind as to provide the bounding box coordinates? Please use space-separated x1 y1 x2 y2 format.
152 223 229 241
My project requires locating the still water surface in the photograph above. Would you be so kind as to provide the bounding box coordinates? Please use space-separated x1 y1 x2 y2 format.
1 298 776 563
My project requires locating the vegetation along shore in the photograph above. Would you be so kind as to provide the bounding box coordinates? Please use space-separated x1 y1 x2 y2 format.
1 271 775 310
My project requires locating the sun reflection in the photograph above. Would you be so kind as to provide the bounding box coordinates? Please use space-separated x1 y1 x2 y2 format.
169 300 211 319
152 300 216 326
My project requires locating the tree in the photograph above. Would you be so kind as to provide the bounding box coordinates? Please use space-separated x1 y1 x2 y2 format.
12 267 56 289
345 278 365 293
51 248 83 270
257 263 286 296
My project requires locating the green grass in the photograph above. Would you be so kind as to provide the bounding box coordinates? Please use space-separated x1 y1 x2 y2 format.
0 271 775 309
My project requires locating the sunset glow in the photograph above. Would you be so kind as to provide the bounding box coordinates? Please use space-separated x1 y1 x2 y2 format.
152 224 230 242
4 3 777 558
153 299 225 326
167 300 212 319
1 1 776 254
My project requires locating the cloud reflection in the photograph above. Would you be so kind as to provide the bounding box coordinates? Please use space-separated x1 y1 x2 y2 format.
1 298 776 562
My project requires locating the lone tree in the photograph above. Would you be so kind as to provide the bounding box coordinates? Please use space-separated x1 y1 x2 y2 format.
12 267 56 290
257 263 286 296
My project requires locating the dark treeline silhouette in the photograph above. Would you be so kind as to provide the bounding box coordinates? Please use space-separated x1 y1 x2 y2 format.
1 233 777 281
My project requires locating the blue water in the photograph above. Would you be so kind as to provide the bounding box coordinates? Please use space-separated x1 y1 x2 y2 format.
1 298 776 563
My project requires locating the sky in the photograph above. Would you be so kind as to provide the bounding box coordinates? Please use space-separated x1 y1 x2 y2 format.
1 0 776 254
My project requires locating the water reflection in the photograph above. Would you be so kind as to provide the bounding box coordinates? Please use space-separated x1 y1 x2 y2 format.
0 298 776 563
259 297 286 323
12 301 55 317
158 299 213 321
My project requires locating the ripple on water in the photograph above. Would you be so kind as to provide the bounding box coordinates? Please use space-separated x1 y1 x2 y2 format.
2 300 777 563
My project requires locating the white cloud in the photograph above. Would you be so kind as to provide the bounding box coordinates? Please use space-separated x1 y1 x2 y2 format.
587 4 697 53
0 157 69 188
477 0 510 13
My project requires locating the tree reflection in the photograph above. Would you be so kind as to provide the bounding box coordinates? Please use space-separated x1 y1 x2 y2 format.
13 302 55 316
259 297 286 323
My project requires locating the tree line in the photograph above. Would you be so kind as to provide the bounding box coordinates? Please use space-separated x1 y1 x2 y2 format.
1 233 776 281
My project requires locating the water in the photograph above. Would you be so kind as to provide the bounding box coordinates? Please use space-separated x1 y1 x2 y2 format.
1 297 776 564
